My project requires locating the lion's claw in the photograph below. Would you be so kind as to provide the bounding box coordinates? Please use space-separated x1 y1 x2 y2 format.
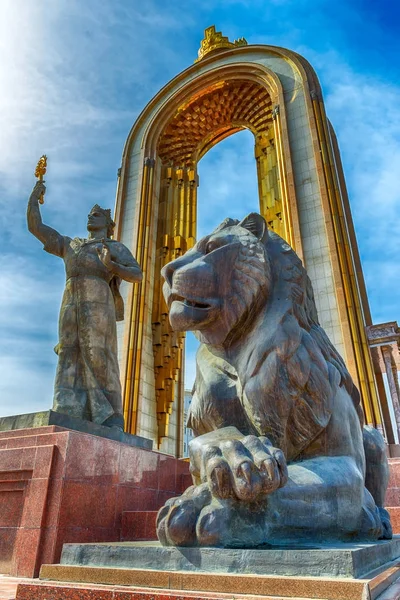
239 461 252 484
164 499 199 546
191 433 288 503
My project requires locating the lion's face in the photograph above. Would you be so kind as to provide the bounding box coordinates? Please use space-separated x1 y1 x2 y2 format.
162 214 271 345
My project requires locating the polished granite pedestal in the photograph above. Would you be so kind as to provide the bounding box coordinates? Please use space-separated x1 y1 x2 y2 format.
0 410 151 449
0 426 190 578
57 538 400 579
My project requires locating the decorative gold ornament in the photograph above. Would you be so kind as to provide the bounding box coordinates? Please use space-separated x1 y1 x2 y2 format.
158 80 272 166
195 25 247 63
34 155 47 204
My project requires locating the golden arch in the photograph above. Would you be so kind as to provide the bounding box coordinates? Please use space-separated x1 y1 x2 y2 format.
115 45 381 452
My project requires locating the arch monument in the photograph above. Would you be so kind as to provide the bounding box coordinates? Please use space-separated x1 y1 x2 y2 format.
115 26 385 453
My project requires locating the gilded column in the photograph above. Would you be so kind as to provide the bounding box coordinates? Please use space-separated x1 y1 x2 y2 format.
254 106 295 250
254 126 284 239
152 165 198 446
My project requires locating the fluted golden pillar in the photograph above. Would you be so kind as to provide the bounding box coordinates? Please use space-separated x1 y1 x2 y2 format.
152 165 198 443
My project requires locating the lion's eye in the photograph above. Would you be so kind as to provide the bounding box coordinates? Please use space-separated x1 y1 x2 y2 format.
205 241 219 254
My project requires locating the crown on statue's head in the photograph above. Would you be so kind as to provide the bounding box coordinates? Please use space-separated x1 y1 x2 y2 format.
92 204 112 221
195 26 247 63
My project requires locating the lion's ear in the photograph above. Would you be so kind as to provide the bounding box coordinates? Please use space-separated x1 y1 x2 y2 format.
213 217 239 234
239 213 268 243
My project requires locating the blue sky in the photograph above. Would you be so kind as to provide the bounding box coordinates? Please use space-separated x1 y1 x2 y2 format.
0 0 399 417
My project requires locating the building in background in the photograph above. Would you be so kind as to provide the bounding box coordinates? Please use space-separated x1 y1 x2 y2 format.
367 322 400 453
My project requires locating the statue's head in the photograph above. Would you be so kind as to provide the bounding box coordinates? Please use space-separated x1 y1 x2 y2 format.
161 213 272 345
87 205 115 237
161 212 324 347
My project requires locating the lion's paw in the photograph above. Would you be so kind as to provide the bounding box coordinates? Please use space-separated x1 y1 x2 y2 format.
156 481 270 547
360 488 389 540
156 484 208 545
192 434 288 503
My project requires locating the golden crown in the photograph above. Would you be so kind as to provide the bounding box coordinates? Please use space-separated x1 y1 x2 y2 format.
195 26 247 63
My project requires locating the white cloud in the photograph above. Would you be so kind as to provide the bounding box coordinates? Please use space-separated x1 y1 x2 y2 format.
304 49 400 322
0 255 61 415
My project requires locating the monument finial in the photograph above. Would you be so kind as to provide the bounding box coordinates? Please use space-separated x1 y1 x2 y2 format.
195 25 247 63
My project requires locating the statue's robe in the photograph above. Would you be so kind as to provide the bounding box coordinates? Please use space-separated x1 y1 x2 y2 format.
44 234 134 426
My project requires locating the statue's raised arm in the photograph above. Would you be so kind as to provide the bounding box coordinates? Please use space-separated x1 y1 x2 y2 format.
27 181 66 257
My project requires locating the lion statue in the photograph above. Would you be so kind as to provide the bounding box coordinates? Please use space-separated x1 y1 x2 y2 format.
156 213 392 548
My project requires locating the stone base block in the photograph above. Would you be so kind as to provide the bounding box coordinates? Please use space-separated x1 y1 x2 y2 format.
24 558 400 600
59 539 400 579
0 410 152 449
0 426 189 578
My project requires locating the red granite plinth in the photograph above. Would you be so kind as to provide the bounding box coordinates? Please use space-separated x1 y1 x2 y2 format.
15 582 292 600
0 427 189 578
121 511 158 541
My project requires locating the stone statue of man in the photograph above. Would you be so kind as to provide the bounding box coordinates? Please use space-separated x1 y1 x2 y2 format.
27 180 142 430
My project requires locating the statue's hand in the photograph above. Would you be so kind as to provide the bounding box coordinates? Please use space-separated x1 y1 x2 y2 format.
30 180 46 201
96 240 113 270
190 429 288 502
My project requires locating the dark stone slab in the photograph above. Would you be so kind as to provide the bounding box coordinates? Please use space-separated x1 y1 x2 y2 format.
0 410 152 449
59 537 400 579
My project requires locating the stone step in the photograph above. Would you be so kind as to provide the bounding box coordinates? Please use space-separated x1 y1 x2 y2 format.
0 426 60 441
24 560 400 600
121 511 158 541
14 580 314 600
0 576 32 600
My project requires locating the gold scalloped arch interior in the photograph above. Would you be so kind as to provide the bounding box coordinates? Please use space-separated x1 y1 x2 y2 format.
157 79 273 166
